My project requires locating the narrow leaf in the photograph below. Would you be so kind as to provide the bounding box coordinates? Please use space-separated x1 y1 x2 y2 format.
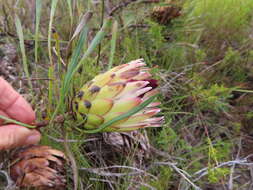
75 18 112 73
64 27 89 90
108 20 118 70
0 115 36 129
48 0 58 66
35 0 42 62
69 12 93 43
50 23 89 123
15 15 32 89
47 0 58 116
66 0 73 27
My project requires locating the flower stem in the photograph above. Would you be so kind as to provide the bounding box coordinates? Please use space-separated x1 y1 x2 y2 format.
0 115 36 129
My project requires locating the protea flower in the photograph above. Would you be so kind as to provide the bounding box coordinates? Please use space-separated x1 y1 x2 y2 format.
73 59 163 132
10 145 67 190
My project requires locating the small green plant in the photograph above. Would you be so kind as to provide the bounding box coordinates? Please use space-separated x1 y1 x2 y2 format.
141 166 173 190
208 167 230 184
157 122 178 151
206 138 231 183
195 48 207 62
219 47 247 82
191 80 233 113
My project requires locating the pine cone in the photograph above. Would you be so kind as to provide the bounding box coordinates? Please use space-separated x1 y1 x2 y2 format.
10 145 67 190
151 1 182 25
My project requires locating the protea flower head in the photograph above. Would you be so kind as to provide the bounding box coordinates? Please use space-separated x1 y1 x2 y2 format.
10 145 67 190
73 59 163 132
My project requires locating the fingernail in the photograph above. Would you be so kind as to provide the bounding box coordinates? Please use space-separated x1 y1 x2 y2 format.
25 134 41 145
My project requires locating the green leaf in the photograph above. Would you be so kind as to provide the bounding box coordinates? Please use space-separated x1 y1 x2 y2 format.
0 115 36 129
76 18 112 70
15 15 32 90
35 0 42 63
50 16 111 124
47 0 58 118
50 16 90 122
108 20 118 70
48 0 58 66
66 0 73 27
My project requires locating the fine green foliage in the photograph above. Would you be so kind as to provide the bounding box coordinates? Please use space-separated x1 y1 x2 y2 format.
184 0 253 42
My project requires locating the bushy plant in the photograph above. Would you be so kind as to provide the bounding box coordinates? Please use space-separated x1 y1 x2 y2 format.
183 0 253 58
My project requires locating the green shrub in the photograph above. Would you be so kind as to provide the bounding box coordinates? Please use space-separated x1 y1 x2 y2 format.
190 76 233 113
183 0 253 58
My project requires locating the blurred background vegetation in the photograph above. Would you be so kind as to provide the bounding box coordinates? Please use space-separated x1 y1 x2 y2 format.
0 0 253 189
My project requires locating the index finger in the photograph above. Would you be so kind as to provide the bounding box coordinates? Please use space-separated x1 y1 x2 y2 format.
0 77 35 124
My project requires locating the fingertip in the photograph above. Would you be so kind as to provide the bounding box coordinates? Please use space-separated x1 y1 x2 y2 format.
24 130 41 145
0 125 41 150
0 77 35 123
5 96 36 124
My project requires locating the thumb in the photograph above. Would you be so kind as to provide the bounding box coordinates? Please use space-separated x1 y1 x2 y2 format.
0 125 41 150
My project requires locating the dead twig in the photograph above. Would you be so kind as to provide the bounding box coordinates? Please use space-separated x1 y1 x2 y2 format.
35 114 65 129
109 0 160 16
80 165 157 179
109 0 138 16
228 137 242 190
129 179 157 190
47 135 100 143
193 157 253 182
89 178 116 190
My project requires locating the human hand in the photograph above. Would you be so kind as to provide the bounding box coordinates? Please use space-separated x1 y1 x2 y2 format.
0 77 41 150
